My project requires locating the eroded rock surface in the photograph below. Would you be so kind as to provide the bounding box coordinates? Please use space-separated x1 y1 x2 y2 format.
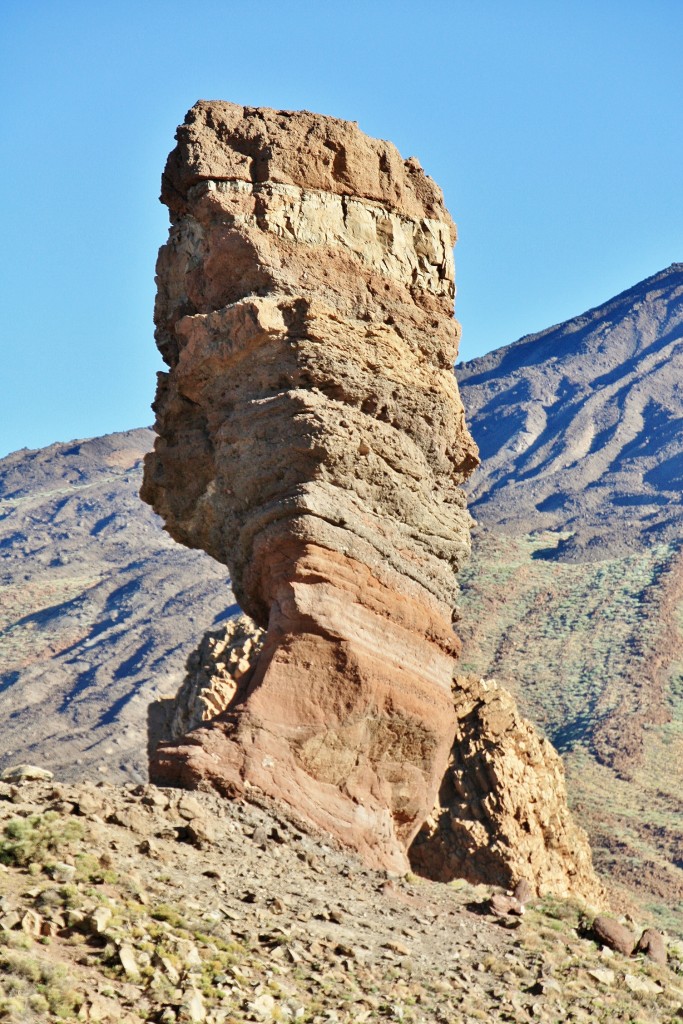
410 676 604 901
148 614 265 758
142 101 478 871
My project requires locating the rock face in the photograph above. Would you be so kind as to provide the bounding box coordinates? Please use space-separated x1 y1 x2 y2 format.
142 101 479 872
410 676 604 902
148 615 265 757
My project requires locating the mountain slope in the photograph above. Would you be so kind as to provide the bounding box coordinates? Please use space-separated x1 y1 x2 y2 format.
455 265 683 933
0 430 233 782
457 263 683 556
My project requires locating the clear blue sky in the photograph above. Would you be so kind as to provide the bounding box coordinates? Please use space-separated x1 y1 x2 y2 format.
1 0 681 457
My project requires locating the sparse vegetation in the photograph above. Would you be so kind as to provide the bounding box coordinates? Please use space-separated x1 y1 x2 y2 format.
458 532 683 937
0 813 83 868
0 778 679 1024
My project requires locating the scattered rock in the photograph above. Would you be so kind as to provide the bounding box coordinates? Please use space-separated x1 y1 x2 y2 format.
1 764 53 783
185 817 215 848
77 791 105 816
177 794 204 822
513 879 534 905
88 993 122 1021
179 988 206 1023
154 954 180 985
624 973 661 995
21 909 43 935
176 940 202 969
489 893 524 917
118 943 140 979
138 837 160 857
529 977 562 996
251 825 269 848
587 967 616 986
248 993 276 1019
50 861 77 883
111 806 150 833
592 915 635 956
636 927 667 965
383 940 411 957
88 907 113 934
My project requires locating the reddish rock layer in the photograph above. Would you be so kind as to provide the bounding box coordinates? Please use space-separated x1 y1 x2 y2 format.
142 101 478 871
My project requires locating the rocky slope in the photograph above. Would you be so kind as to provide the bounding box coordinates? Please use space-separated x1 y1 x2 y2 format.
457 263 683 557
0 430 232 782
455 264 683 933
142 101 480 873
1 772 681 1024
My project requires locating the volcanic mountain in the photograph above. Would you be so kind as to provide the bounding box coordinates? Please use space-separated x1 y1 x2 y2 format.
455 264 683 929
0 430 232 782
457 263 683 558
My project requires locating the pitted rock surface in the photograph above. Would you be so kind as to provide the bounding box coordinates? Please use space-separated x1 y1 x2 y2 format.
142 101 478 872
409 676 604 902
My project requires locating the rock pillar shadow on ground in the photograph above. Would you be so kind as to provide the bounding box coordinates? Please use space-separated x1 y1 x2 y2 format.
143 102 601 896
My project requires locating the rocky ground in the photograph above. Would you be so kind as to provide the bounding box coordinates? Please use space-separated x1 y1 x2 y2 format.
1 772 681 1024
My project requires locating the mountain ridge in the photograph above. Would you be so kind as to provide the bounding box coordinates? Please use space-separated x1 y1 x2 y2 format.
456 261 683 557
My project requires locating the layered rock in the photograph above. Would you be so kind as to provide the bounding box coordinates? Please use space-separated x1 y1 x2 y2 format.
142 101 479 871
148 615 266 758
410 676 604 901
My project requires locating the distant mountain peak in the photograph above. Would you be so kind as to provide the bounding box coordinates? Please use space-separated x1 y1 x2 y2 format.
457 266 683 555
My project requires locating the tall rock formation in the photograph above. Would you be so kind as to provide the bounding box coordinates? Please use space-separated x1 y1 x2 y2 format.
142 101 479 872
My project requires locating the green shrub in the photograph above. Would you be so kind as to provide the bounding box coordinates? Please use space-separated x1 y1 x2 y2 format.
0 813 83 867
151 904 186 929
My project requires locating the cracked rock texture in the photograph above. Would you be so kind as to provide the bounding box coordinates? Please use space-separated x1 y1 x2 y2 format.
142 101 478 872
410 676 604 902
148 614 266 758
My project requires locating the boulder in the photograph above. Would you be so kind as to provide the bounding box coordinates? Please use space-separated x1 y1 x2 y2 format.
636 927 667 965
409 676 604 902
1 765 53 783
592 915 635 956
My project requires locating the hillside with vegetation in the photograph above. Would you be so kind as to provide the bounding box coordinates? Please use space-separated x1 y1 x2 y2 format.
456 265 683 935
